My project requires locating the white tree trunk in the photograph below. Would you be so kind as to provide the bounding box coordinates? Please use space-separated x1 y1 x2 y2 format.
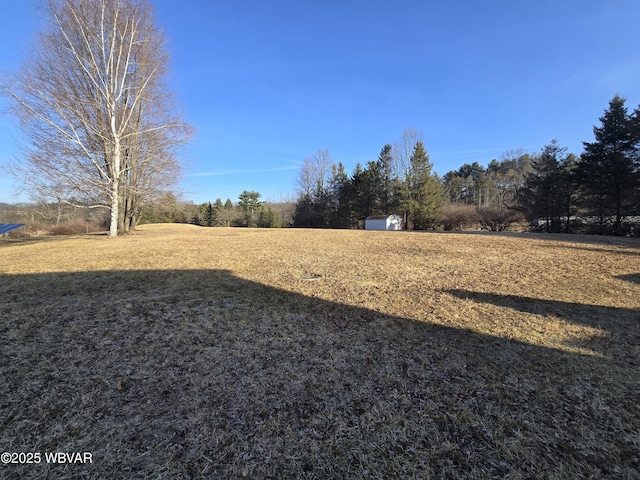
109 114 121 237
109 175 119 237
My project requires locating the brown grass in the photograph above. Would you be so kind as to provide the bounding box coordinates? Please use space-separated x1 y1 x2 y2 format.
1 225 639 479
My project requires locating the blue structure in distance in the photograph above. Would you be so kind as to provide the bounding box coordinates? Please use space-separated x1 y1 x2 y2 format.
0 224 26 235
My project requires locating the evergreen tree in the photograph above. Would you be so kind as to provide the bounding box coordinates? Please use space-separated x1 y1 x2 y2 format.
359 160 384 217
238 190 263 227
293 194 316 227
204 201 217 227
329 162 351 228
391 174 410 230
213 198 224 226
377 144 394 214
407 141 444 230
190 204 204 226
505 153 534 205
523 140 568 232
443 170 465 203
455 162 488 206
258 207 279 227
348 163 368 222
577 95 640 234
559 153 579 233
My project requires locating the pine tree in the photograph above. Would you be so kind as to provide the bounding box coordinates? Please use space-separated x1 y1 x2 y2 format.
457 162 488 206
377 144 394 214
407 141 444 230
360 160 384 216
348 163 368 222
329 162 351 228
205 202 215 227
213 198 224 226
578 95 640 234
258 207 279 228
238 190 263 227
523 140 567 233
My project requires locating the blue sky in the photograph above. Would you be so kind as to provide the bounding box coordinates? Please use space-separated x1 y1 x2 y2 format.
1 0 640 205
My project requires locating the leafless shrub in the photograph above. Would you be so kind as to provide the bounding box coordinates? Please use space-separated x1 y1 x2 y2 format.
49 221 104 236
477 205 524 231
439 203 479 231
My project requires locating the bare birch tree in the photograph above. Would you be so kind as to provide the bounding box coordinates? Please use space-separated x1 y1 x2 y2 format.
4 0 192 236
296 148 333 198
392 128 424 180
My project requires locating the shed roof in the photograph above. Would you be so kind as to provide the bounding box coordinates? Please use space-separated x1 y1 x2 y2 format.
366 215 396 220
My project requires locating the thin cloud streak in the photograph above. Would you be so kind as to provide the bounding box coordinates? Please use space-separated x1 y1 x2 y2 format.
188 166 300 177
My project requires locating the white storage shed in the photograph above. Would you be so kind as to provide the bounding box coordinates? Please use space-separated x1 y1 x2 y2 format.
365 215 402 231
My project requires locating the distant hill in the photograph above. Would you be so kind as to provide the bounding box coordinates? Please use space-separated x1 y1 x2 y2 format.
0 202 15 210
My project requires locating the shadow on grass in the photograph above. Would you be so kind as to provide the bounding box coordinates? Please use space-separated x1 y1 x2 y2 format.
617 273 640 285
0 234 108 248
1 270 638 479
0 237 65 248
445 289 640 341
444 289 640 375
543 243 640 257
437 230 640 252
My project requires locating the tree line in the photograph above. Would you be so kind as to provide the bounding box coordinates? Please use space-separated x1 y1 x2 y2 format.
0 190 295 234
183 191 295 228
139 191 295 228
6 95 636 237
293 96 640 236
2 0 637 237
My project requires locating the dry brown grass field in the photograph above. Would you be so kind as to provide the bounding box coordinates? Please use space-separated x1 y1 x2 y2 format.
1 224 639 479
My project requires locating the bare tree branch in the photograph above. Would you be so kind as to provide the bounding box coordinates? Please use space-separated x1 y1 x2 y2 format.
3 0 193 236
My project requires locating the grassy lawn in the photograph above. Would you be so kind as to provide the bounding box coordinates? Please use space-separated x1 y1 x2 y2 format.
1 224 639 479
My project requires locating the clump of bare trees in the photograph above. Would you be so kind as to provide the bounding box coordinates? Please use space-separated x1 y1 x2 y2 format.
3 0 192 236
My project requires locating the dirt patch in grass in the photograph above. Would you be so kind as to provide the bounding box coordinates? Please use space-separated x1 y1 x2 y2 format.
1 225 639 479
